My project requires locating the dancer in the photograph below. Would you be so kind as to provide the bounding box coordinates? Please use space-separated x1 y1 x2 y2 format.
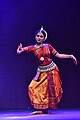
17 26 77 114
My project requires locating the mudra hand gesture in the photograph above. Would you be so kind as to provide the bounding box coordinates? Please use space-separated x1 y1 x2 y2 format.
17 43 24 54
70 55 77 65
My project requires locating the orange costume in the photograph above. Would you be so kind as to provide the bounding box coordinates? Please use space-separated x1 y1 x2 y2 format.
25 43 63 110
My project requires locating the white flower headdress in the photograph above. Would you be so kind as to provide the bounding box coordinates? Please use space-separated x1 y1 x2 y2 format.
40 26 47 41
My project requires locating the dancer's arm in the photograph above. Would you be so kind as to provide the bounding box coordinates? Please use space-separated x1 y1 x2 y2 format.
55 52 77 65
17 43 28 54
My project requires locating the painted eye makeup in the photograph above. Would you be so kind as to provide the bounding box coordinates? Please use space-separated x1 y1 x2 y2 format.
36 35 44 38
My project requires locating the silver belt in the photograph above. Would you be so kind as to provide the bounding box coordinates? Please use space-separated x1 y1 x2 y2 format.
38 61 56 72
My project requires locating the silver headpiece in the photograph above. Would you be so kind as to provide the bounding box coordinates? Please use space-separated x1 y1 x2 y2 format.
40 26 47 41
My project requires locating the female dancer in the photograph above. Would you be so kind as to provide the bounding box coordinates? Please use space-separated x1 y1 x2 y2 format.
17 27 77 114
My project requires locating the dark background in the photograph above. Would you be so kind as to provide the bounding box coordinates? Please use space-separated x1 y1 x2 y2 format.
0 0 80 110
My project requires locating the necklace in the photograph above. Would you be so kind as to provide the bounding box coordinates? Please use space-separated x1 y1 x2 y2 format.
34 44 45 61
35 44 44 49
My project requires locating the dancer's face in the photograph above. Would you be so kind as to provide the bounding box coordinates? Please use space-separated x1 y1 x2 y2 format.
35 32 45 44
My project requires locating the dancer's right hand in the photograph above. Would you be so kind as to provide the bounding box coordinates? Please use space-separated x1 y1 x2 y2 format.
18 43 23 50
17 43 24 54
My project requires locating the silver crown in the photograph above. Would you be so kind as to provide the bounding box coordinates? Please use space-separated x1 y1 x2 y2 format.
40 26 47 41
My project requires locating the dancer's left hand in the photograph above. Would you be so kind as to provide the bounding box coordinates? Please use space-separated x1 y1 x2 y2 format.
71 55 77 65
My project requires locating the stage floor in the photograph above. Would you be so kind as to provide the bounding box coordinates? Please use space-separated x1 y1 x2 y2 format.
0 109 80 120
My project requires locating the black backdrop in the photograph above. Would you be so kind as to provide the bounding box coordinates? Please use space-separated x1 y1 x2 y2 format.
0 0 80 110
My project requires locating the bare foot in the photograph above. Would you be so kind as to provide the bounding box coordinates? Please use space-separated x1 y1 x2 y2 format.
30 111 43 115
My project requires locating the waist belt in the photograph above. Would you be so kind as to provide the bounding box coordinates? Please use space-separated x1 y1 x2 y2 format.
38 61 56 72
